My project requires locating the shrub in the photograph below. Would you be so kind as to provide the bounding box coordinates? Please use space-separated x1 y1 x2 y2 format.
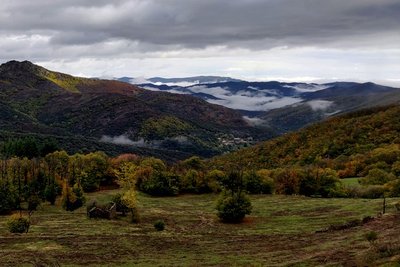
216 191 252 223
154 220 165 231
7 215 30 233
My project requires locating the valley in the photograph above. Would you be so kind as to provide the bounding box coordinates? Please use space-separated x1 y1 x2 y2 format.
1 61 400 267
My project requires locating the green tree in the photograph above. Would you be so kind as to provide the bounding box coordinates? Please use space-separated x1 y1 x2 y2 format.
216 171 252 223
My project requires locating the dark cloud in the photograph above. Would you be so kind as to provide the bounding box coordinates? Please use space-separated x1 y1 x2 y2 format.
0 0 399 84
0 0 399 50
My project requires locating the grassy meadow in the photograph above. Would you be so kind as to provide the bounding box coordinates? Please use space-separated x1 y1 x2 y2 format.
0 190 399 266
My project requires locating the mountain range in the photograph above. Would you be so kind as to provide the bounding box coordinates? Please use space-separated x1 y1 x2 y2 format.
120 77 400 134
1 60 399 161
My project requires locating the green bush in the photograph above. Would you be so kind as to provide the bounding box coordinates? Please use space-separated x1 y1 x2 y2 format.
7 215 30 233
154 220 165 231
216 191 252 223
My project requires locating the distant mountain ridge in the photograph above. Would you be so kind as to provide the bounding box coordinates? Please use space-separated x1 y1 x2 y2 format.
117 77 400 134
117 75 242 86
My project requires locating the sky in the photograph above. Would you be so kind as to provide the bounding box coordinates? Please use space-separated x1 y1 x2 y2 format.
1 0 399 85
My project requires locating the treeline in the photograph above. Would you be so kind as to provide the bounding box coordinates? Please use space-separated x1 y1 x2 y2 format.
0 147 336 215
0 137 59 159
2 139 400 216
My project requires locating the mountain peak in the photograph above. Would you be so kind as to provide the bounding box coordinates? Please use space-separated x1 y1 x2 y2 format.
0 60 47 75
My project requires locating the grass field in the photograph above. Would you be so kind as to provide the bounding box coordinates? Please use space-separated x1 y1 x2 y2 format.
341 177 361 187
0 191 399 266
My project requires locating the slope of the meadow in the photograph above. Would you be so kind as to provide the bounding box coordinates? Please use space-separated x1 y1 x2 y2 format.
0 190 399 266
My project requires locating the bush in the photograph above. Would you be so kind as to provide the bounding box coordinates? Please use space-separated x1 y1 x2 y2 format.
154 220 165 231
216 191 252 223
7 215 30 233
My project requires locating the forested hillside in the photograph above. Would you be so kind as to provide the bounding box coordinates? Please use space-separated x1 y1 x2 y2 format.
211 105 400 172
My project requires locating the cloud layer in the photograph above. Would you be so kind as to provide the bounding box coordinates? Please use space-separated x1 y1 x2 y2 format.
0 0 399 83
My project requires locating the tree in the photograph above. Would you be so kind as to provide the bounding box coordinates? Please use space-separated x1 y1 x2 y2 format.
61 181 85 211
215 171 252 223
361 168 396 185
114 162 139 222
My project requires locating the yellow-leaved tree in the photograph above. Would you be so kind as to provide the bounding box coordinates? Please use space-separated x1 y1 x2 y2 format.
114 162 139 223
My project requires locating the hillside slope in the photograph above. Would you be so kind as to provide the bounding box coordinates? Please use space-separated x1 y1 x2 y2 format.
211 105 400 169
0 61 268 158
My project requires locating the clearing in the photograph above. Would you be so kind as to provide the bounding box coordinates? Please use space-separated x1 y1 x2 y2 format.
0 191 399 266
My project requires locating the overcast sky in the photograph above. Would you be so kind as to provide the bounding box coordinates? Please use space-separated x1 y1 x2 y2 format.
1 0 399 85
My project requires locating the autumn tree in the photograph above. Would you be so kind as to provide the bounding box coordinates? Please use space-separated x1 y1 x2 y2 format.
114 161 139 222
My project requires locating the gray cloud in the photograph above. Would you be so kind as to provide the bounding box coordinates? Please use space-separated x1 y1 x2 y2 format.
1 0 399 52
0 0 399 84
